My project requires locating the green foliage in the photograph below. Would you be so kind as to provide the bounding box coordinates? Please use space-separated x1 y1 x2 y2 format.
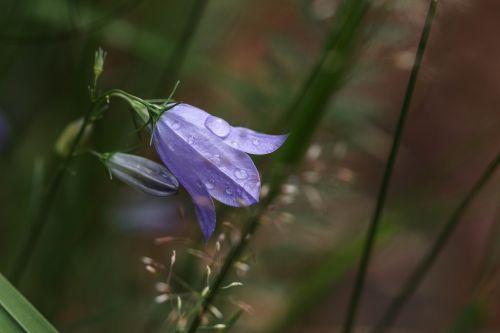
447 301 485 333
0 1 498 332
264 225 398 333
0 274 58 333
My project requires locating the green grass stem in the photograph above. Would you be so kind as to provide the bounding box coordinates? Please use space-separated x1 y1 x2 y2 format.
341 2 438 332
373 152 499 333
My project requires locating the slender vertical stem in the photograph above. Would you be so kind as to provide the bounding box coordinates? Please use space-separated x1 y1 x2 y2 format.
341 1 438 332
373 152 500 333
154 0 208 96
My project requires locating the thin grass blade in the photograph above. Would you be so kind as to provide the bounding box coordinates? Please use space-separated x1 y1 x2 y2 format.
0 274 58 333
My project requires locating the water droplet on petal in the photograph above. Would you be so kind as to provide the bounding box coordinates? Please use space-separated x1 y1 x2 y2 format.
205 116 231 138
187 135 195 144
167 143 175 151
245 180 260 190
225 187 233 195
234 169 248 180
231 141 238 147
167 118 181 130
252 139 260 146
205 181 215 190
209 154 222 166
171 121 181 130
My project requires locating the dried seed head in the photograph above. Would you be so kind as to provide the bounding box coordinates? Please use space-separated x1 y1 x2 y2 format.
176 296 182 313
170 250 177 266
221 282 243 289
213 324 226 330
209 305 223 319
155 282 169 293
141 256 154 265
154 294 169 304
306 143 322 161
260 184 270 198
234 261 250 274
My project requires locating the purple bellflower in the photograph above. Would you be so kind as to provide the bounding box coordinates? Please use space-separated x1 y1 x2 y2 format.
153 103 287 240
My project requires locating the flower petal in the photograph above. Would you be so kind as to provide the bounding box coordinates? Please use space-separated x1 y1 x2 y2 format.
168 103 208 127
168 103 287 155
185 178 216 241
222 128 287 155
153 124 216 240
156 112 260 207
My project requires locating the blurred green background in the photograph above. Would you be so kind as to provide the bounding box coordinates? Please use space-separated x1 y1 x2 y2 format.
0 0 499 332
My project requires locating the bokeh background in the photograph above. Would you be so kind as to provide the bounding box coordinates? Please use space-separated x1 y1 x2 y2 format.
0 0 499 332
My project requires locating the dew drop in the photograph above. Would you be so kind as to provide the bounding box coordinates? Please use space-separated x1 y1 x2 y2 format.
234 169 248 180
245 180 260 190
231 141 239 147
205 116 231 138
167 143 175 151
252 138 260 146
205 181 215 190
171 120 181 130
187 135 195 145
209 154 222 166
225 187 233 195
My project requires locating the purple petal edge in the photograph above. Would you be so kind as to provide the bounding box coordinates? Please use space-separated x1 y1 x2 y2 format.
184 180 216 241
168 104 287 155
153 123 216 240
223 127 288 155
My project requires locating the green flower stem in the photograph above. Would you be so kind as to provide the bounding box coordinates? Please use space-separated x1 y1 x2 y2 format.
373 152 500 333
8 89 145 286
186 1 369 332
341 2 438 332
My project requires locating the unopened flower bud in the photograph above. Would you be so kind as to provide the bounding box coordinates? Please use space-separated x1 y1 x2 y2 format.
55 118 93 157
94 48 106 82
103 152 179 196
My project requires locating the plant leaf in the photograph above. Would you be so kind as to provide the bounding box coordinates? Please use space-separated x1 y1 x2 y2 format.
0 273 58 333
